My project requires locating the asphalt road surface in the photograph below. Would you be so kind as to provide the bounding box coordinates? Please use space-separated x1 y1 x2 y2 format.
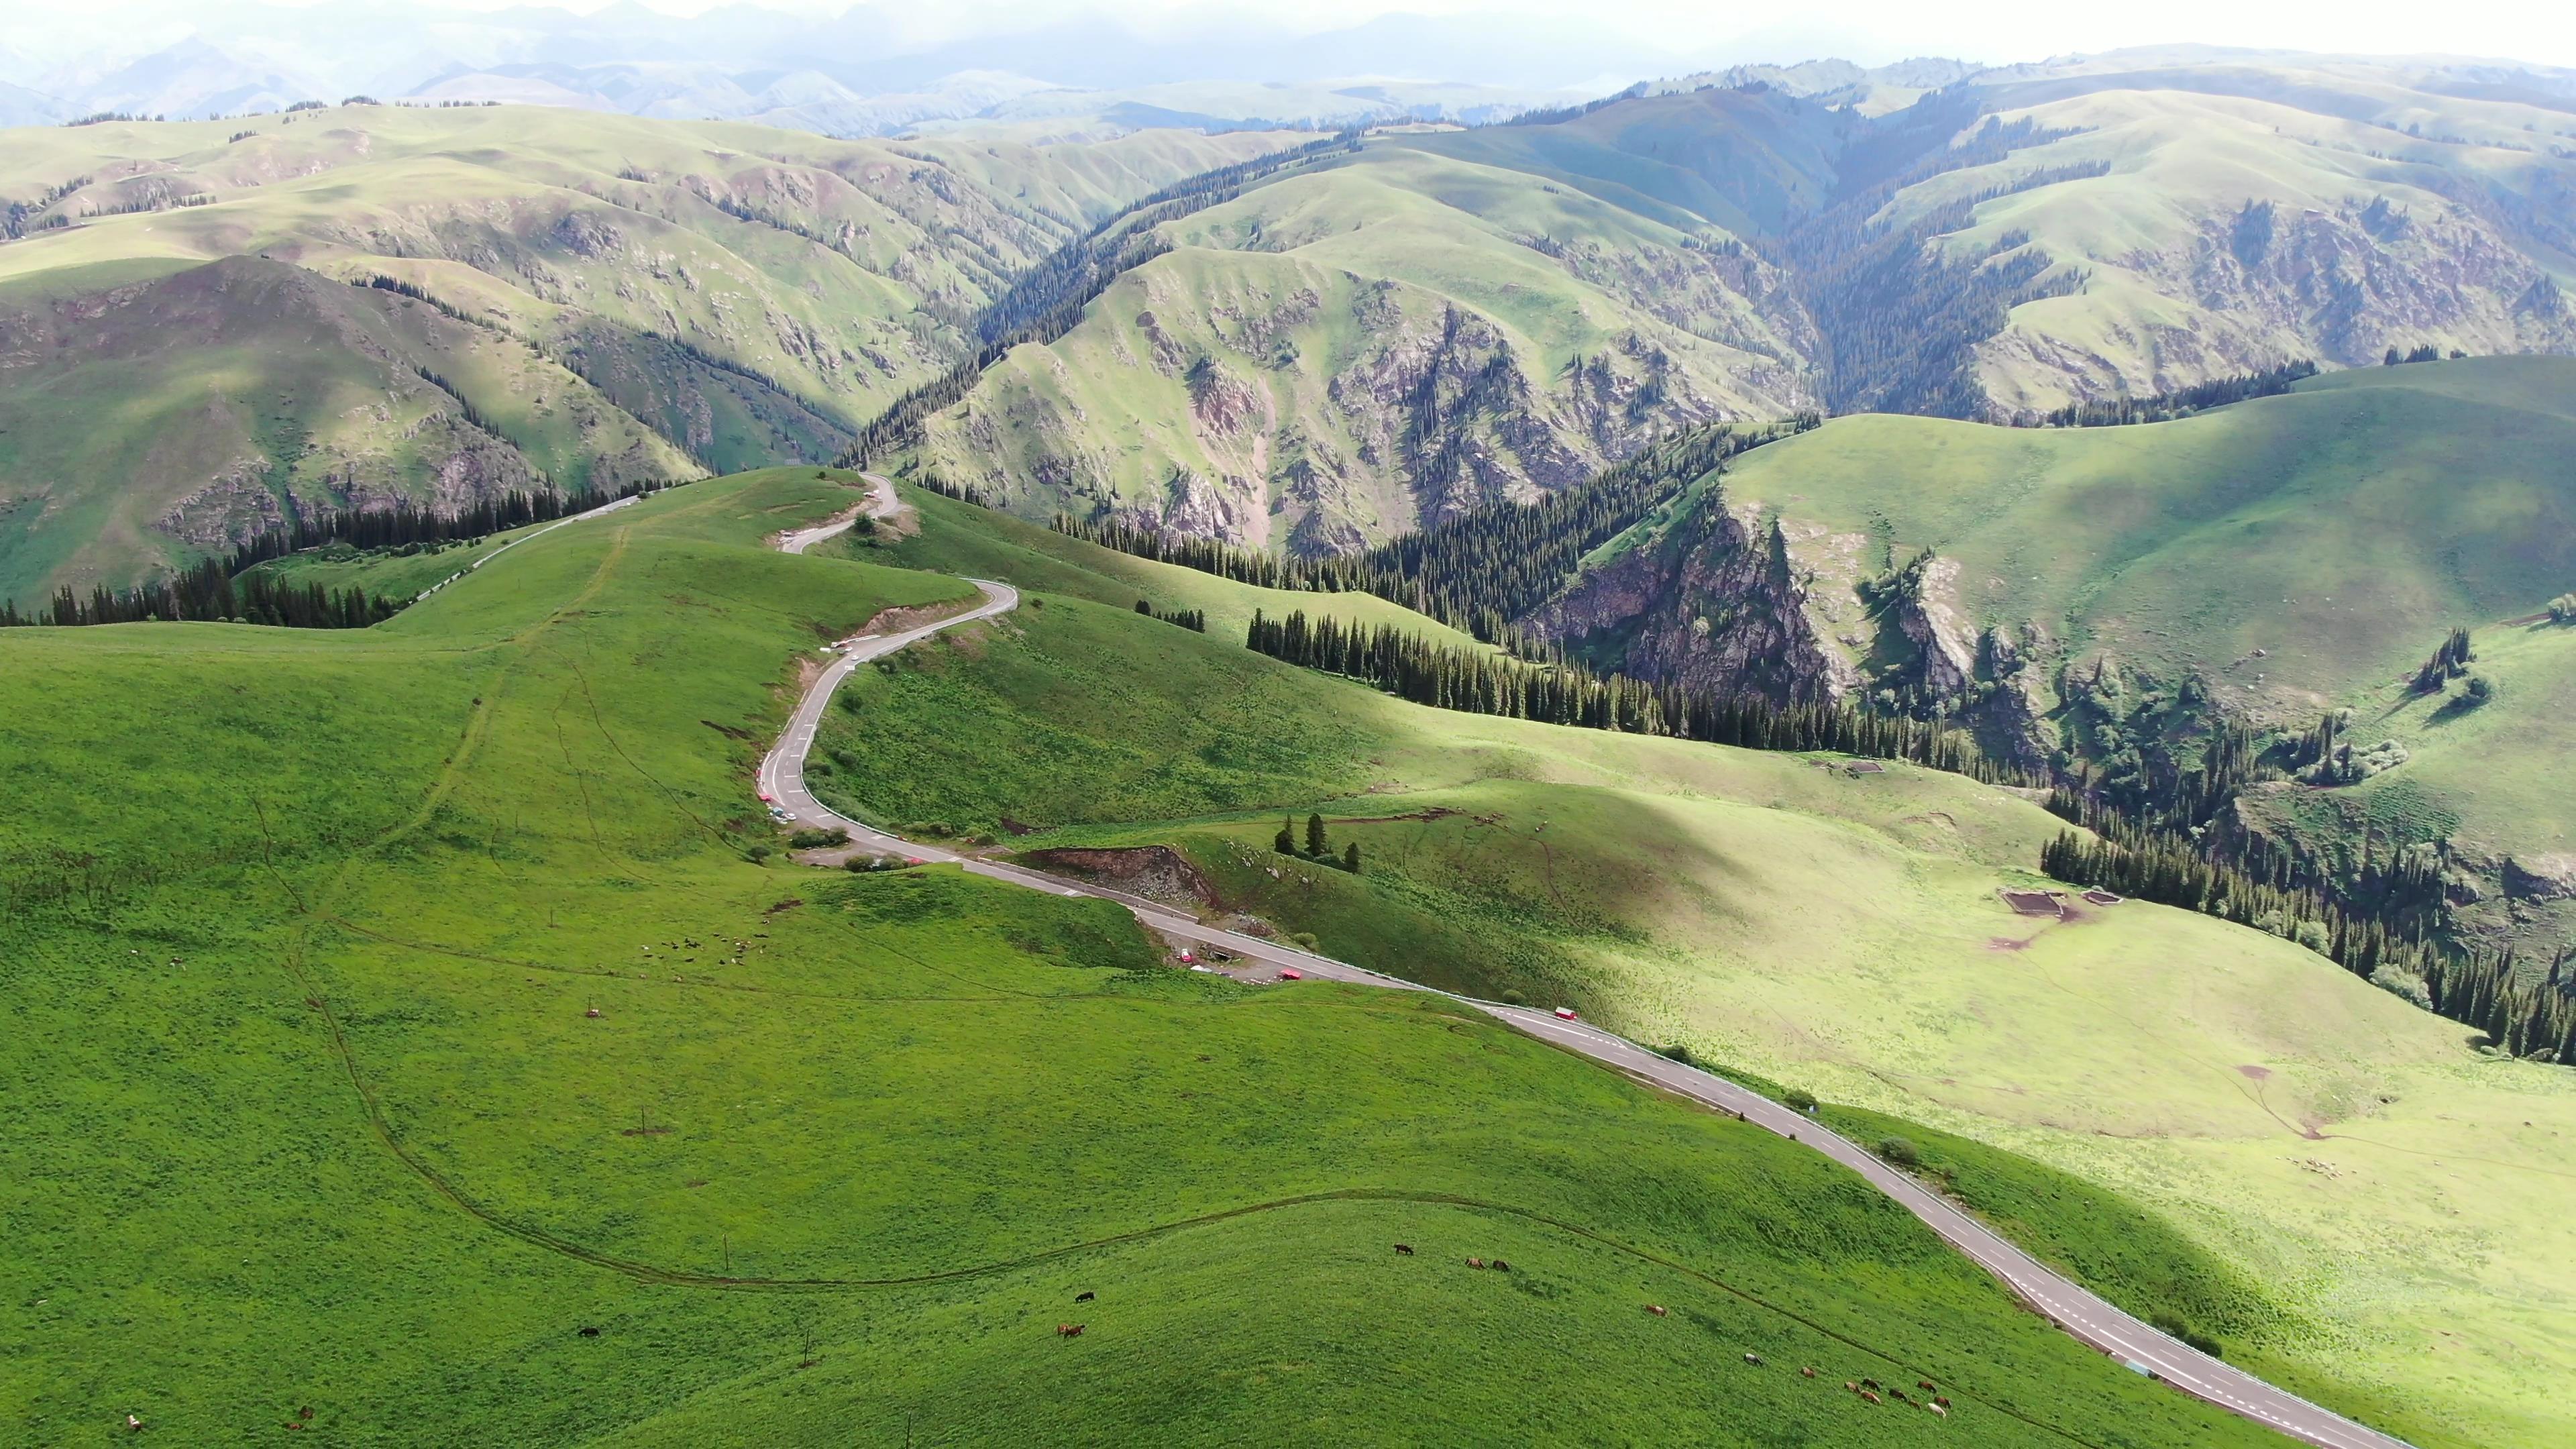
752 504 2412 1449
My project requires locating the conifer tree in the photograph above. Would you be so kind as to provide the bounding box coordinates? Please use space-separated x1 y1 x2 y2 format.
1306 813 1328 857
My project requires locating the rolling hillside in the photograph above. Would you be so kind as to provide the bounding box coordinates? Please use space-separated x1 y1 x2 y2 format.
898 48 2576 553
1523 356 2576 945
0 102 1301 599
914 142 1818 553
0 469 2278 1446
825 485 2576 1449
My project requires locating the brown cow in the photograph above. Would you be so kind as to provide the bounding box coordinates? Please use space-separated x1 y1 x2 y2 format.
1933 1396 1951 1408
1466 1257 1485 1269
1918 1379 1937 1391
1057 1324 1085 1338
1645 1305 1668 1317
1862 1391 1882 1405
1801 1366 1817 1379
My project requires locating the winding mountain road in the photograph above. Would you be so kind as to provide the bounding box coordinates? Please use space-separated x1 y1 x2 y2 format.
756 484 2412 1449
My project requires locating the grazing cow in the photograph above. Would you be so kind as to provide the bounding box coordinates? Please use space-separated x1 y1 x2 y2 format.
127 1416 144 1432
299 1409 313 1421
1801 1366 1817 1379
1861 1379 1880 1391
1862 1391 1882 1405
1057 1324 1085 1338
1393 1244 1413 1255
1075 1291 1094 1303
577 1326 601 1338
1645 1305 1668 1317
1466 1257 1485 1269
1933 1396 1950 1408
1743 1352 1764 1366
1845 1383 1858 1393
1489 1259 1510 1273
1891 1389 1911 1403
1918 1379 1936 1391
1927 1403 1948 1418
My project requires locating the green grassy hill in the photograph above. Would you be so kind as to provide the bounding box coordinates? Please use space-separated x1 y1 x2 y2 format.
900 50 2576 545
912 142 1818 553
1 468 2283 1446
1532 356 2575 945
809 485 2576 1449
0 104 1300 599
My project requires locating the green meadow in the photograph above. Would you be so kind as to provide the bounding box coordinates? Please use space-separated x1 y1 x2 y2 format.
2 468 2275 1445
815 485 2576 1449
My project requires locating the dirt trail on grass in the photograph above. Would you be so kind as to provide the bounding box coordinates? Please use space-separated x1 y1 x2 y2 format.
744 499 2416 1449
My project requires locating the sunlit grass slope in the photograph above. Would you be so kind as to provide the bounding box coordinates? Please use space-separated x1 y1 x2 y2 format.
825 489 2576 1449
1 469 2267 1445
1715 357 2576 709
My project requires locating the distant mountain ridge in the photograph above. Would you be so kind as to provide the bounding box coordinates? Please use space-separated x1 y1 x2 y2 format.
898 48 2576 551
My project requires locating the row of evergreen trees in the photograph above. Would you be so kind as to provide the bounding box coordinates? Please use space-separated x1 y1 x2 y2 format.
2411 627 2476 693
2036 360 2318 427
7 478 691 633
2039 821 2576 1063
222 480 678 575
1134 599 1207 632
0 557 400 629
1275 812 1360 873
1055 417 1814 645
1245 608 2009 778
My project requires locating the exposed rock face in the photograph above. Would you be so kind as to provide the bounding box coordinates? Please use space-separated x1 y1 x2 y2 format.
1984 193 2576 413
920 221 1819 557
2185 197 2576 367
1521 486 2067 765
1521 497 1860 706
1018 846 1218 909
157 466 289 550
2502 854 2576 902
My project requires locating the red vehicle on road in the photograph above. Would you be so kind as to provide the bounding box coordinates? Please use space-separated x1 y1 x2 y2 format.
1279 968 1303 981
1554 1006 1579 1020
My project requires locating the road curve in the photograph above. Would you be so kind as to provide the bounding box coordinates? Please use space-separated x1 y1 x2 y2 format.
756 506 2411 1449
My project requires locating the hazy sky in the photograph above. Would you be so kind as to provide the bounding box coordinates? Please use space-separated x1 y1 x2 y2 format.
8 0 2575 72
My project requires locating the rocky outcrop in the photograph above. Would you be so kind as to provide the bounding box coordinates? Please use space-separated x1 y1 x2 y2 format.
1018 846 1218 909
1521 496 1861 706
2502 854 2576 902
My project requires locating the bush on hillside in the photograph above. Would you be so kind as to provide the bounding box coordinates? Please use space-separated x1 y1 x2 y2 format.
1877 1136 1921 1167
2151 1308 2226 1359
789 826 851 849
2549 592 2576 623
1782 1087 1818 1112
